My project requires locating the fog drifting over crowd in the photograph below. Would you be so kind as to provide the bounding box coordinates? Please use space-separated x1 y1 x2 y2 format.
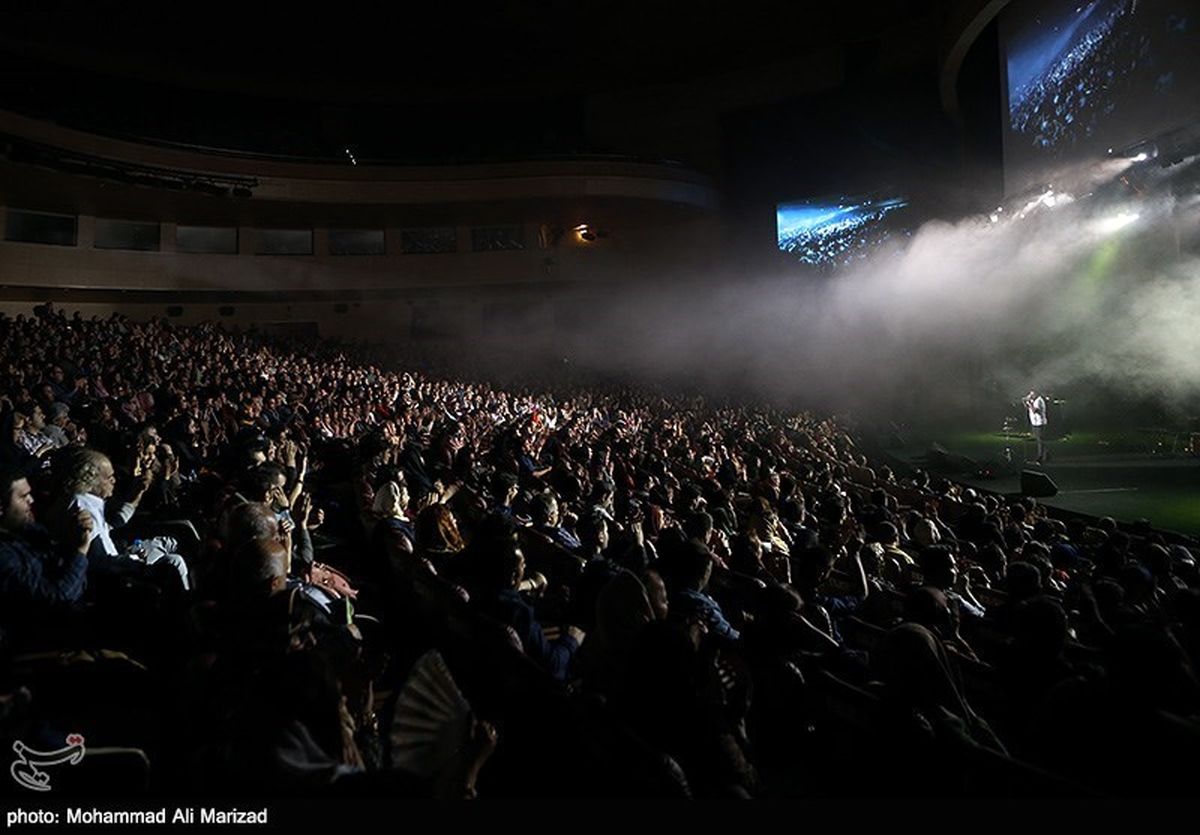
556 158 1200 422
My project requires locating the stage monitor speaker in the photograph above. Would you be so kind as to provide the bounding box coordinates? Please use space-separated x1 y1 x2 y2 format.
1021 469 1058 497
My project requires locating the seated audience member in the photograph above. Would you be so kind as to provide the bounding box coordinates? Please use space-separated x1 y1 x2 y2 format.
473 536 584 680
669 541 741 645
529 491 582 553
0 305 1194 798
0 465 94 640
62 448 191 591
918 545 986 621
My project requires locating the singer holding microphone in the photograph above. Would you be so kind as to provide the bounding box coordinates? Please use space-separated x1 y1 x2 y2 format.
1024 389 1048 464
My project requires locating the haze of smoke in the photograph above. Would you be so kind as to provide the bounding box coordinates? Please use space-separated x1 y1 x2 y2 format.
565 167 1200 419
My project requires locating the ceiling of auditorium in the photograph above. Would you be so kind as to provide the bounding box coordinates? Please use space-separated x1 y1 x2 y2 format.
0 2 948 103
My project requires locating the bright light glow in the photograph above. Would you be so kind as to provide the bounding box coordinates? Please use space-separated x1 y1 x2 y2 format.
1093 211 1141 234
1013 188 1074 220
1132 152 1149 162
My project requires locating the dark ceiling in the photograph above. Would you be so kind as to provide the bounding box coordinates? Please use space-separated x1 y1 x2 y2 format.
0 2 945 103
0 2 961 167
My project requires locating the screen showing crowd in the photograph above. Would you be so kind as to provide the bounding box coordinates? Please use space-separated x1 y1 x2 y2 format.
1001 0 1200 193
776 194 910 267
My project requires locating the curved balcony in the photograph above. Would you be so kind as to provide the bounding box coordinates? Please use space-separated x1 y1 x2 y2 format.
0 110 718 212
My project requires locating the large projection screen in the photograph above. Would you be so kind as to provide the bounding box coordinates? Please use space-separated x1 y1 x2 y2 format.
1000 0 1200 194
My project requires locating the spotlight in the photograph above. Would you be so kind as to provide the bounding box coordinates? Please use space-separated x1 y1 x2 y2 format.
573 223 600 243
1110 141 1158 162
1093 211 1141 234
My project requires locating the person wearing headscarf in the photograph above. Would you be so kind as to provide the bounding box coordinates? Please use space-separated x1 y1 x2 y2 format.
371 480 415 558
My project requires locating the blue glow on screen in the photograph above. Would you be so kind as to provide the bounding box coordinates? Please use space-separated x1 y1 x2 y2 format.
1002 0 1199 189
776 195 910 266
1007 1 1111 108
1007 0 1132 148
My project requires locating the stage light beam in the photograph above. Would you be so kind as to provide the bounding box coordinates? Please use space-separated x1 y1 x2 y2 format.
1093 211 1141 234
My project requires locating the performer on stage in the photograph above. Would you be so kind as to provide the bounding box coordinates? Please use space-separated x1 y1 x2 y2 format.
1024 389 1048 463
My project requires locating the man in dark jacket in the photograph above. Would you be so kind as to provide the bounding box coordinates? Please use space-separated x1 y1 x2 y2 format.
474 537 584 680
0 466 95 640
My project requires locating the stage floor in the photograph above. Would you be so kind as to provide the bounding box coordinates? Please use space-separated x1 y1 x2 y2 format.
888 427 1200 538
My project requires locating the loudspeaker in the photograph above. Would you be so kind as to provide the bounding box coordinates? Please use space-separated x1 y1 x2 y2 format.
1021 469 1058 497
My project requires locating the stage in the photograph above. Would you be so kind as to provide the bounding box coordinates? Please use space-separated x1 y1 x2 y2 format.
885 426 1200 539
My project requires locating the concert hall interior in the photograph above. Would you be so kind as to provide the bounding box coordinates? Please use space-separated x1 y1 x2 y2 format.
1 0 1199 807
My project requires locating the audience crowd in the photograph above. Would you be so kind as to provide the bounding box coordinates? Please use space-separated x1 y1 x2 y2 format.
2 303 1198 798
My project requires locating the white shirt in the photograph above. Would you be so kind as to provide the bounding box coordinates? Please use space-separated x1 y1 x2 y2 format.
1027 396 1047 428
71 492 118 557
